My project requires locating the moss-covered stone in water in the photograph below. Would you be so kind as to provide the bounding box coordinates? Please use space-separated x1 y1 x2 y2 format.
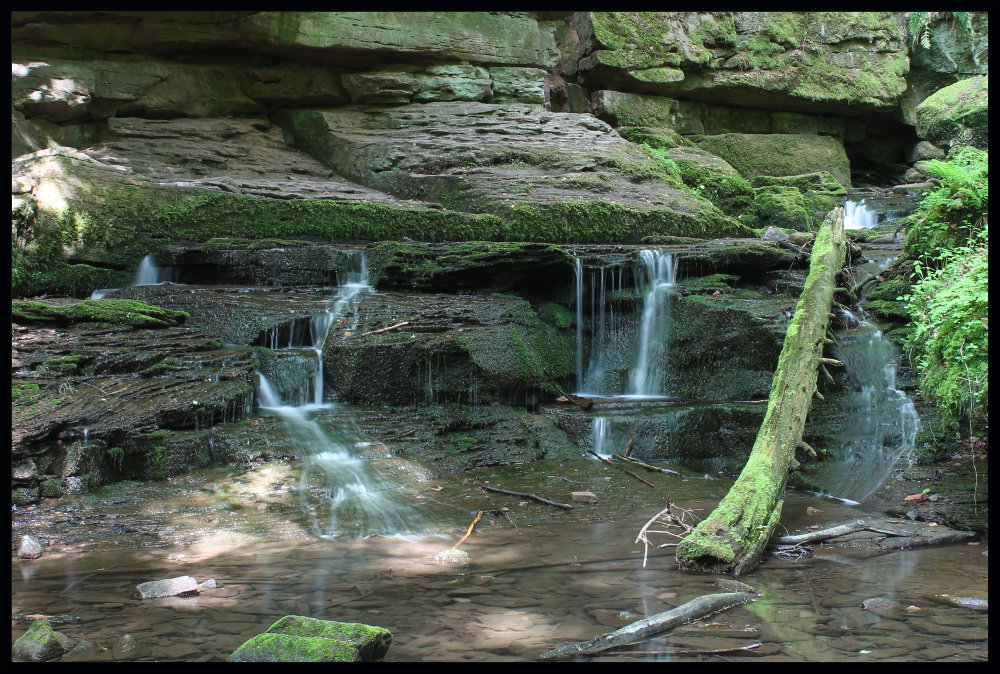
13 619 75 662
12 299 189 329
226 614 393 662
228 633 361 662
265 615 392 661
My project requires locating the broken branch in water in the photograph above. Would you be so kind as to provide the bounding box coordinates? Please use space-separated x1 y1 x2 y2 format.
612 453 682 477
359 321 409 337
612 642 762 656
450 511 483 550
635 495 699 567
587 450 655 487
481 484 573 509
538 580 762 659
773 519 909 546
543 368 593 410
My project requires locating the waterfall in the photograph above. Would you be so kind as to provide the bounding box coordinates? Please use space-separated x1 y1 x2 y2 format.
626 250 675 396
844 198 879 230
255 250 431 537
844 197 914 231
133 255 176 285
572 250 676 398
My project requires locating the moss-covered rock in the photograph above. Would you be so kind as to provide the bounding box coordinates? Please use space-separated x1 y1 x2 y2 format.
696 133 852 187
367 241 573 292
752 186 811 231
585 12 908 111
12 299 189 329
229 615 392 662
915 75 988 150
11 153 504 297
229 634 361 662
13 619 76 662
669 146 756 216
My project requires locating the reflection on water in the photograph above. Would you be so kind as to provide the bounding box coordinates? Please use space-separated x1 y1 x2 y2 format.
12 487 987 662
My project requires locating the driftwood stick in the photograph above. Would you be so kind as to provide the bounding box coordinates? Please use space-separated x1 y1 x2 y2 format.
819 357 844 368
482 484 573 510
543 368 593 410
613 454 682 477
538 583 761 659
587 450 655 487
450 511 483 550
774 519 866 545
796 441 818 458
359 321 409 337
623 439 634 458
612 642 762 656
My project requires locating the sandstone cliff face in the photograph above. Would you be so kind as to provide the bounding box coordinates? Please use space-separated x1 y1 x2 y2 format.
11 11 988 296
8 12 988 503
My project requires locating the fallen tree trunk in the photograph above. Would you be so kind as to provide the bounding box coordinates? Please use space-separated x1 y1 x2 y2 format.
675 207 847 576
538 580 761 659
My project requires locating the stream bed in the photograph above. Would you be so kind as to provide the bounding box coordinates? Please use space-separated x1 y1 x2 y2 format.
12 458 988 662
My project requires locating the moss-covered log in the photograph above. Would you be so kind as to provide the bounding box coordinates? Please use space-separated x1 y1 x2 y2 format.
675 207 846 575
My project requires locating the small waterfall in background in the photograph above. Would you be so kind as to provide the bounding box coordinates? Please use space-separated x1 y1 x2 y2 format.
844 196 913 231
133 254 177 285
256 250 433 537
626 249 675 397
91 254 178 299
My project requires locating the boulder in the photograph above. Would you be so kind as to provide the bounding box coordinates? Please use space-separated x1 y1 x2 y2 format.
17 534 43 559
342 66 421 104
488 67 547 103
414 65 492 102
583 12 909 112
229 615 392 662
696 133 852 187
915 75 988 150
13 619 75 661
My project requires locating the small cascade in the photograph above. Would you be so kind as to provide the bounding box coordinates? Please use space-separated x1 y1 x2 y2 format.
254 250 432 537
626 250 675 396
572 249 676 398
844 197 914 230
803 254 920 501
805 311 920 500
133 255 177 285
591 416 610 457
91 254 178 298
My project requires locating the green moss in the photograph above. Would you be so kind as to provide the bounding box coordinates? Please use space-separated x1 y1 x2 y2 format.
677 274 740 294
618 126 691 151
41 352 91 374
12 299 189 329
141 356 182 377
230 633 361 663
864 299 911 322
195 237 314 252
538 302 573 330
13 382 46 408
915 75 988 150
753 186 811 231
590 12 731 69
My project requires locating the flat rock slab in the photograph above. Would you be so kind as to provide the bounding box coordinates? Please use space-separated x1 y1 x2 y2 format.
783 516 978 553
133 576 218 599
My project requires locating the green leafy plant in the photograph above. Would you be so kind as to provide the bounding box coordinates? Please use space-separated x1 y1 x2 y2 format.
900 147 988 436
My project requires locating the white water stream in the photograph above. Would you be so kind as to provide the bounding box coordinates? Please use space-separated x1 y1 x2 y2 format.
255 252 433 537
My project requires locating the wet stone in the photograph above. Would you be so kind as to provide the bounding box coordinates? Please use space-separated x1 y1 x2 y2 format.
863 647 910 659
17 534 43 559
